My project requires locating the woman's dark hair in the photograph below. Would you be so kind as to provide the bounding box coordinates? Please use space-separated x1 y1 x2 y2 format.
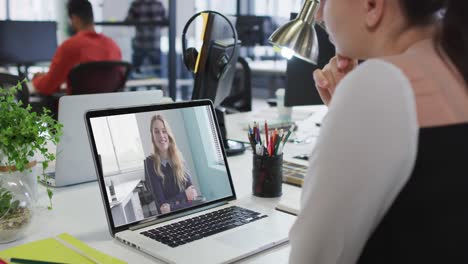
400 0 468 86
67 0 94 25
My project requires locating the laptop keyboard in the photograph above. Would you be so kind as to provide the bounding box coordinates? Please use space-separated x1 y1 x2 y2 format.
140 206 267 248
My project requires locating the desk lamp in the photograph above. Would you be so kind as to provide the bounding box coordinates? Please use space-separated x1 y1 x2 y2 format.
268 0 322 64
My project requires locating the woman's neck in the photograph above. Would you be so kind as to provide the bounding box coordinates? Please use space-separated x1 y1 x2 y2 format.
159 152 168 160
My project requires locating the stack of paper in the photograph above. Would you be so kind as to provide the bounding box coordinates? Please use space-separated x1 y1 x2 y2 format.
275 185 302 215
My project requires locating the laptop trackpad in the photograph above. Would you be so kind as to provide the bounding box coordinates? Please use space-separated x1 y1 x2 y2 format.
215 228 277 250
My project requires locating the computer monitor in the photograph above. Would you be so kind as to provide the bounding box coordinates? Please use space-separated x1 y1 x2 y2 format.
191 13 238 106
235 15 274 47
192 39 238 107
0 21 57 65
190 12 244 155
284 13 335 107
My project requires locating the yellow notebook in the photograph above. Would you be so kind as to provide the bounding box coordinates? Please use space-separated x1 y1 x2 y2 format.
0 233 126 264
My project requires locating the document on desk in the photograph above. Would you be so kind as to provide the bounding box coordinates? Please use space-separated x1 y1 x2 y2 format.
0 233 126 264
275 185 302 215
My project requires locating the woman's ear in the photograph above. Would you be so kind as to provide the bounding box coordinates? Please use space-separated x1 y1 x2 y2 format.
316 0 324 22
363 0 384 29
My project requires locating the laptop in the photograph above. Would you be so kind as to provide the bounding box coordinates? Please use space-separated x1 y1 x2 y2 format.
46 90 163 187
85 100 295 264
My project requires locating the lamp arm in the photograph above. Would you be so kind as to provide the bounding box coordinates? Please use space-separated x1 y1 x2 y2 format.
298 0 321 25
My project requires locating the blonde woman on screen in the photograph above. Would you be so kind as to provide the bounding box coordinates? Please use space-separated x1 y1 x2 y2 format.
144 114 198 214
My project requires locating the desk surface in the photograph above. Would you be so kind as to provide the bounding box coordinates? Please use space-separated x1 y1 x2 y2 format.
225 105 327 167
26 78 193 95
247 60 287 75
0 105 326 263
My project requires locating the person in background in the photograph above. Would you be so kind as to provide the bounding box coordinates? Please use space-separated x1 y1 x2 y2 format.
289 0 468 263
32 0 121 95
144 114 198 214
126 0 166 76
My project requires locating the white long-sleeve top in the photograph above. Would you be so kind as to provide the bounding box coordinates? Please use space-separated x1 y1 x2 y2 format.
288 59 419 264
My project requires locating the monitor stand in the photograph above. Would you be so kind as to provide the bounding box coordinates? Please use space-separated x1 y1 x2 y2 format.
216 107 245 156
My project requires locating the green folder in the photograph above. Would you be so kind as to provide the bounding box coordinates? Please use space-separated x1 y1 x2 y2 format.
0 233 126 264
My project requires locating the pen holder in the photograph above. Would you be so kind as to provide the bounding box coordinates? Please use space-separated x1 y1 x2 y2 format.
252 154 283 198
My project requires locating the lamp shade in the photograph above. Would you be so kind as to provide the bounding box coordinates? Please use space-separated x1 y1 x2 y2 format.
268 0 321 64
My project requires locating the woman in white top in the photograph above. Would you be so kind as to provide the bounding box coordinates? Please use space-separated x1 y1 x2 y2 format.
289 0 468 263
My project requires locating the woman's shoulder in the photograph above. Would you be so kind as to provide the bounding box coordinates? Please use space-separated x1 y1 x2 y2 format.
340 59 413 95
145 155 155 165
332 59 417 120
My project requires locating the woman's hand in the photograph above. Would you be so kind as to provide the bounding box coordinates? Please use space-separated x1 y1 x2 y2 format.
160 203 171 214
313 55 358 105
185 186 198 201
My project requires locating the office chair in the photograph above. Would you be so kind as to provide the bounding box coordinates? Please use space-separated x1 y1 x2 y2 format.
0 73 29 106
221 56 252 113
68 61 132 95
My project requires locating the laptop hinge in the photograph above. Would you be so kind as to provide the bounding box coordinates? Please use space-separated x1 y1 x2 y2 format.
129 201 229 231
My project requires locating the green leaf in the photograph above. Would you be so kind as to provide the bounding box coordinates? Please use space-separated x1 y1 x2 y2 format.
11 200 19 210
47 188 53 200
0 83 62 210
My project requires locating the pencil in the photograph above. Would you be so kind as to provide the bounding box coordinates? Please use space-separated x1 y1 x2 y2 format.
282 124 295 144
8 258 67 264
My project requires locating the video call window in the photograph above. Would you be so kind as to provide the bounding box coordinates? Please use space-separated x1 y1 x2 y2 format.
89 105 233 227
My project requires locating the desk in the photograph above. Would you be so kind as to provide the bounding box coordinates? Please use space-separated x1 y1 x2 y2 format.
247 60 287 75
246 60 287 97
0 105 327 263
225 105 327 167
125 78 193 96
26 78 194 96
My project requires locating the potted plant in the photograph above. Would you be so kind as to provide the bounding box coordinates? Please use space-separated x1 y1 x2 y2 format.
0 83 62 243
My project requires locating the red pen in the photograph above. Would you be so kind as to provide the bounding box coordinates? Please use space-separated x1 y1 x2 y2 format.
272 129 278 156
268 134 273 156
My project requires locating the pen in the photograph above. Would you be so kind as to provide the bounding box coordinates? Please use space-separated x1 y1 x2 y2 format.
256 143 263 156
247 133 255 151
278 125 295 154
257 123 262 145
8 258 67 264
272 129 278 156
275 129 284 155
283 125 295 144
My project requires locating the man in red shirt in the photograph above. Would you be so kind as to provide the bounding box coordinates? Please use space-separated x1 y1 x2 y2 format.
33 0 122 95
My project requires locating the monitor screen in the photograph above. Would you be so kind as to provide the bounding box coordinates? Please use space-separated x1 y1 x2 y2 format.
191 13 239 107
0 21 57 65
87 103 234 228
285 13 335 107
235 15 274 47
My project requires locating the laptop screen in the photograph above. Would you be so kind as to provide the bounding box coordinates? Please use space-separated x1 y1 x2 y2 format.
86 101 235 230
